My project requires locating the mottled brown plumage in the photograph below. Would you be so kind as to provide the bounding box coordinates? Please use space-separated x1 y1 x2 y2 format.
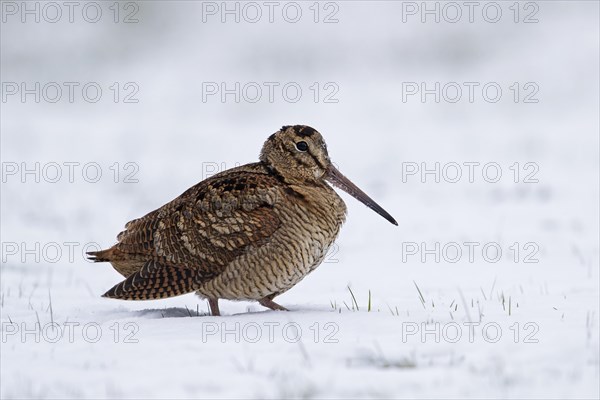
88 125 397 315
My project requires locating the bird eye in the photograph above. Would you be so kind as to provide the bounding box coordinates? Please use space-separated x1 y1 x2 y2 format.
295 141 309 152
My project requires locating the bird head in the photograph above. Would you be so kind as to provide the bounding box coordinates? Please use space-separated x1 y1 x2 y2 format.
260 125 398 225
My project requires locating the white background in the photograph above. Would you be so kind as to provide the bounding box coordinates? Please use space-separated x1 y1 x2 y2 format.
1 1 599 398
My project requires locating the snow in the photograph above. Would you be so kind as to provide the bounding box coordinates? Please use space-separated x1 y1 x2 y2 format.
1 1 599 398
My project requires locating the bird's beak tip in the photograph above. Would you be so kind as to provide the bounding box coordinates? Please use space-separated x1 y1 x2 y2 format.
326 165 398 227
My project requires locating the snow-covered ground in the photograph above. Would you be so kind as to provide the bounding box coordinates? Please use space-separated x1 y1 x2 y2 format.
1 1 599 398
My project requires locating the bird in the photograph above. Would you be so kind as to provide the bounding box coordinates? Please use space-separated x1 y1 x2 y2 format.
88 125 397 316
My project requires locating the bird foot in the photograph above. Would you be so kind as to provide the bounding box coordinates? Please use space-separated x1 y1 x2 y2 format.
258 297 289 311
208 298 220 316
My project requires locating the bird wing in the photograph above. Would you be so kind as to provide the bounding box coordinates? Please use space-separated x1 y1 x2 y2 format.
112 167 283 282
102 259 199 300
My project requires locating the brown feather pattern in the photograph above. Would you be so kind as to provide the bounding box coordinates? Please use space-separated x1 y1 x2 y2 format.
89 125 397 315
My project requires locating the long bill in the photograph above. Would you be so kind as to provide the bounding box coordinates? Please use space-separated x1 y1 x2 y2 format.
325 165 398 226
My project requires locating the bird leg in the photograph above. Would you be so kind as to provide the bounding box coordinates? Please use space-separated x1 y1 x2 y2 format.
208 298 220 316
258 296 289 311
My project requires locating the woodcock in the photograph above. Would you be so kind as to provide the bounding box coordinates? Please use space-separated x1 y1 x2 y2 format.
88 125 397 316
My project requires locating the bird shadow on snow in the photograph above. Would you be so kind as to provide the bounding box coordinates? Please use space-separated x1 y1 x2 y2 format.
99 303 331 319
98 306 210 319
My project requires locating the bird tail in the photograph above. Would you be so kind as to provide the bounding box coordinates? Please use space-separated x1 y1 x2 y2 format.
86 248 114 262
